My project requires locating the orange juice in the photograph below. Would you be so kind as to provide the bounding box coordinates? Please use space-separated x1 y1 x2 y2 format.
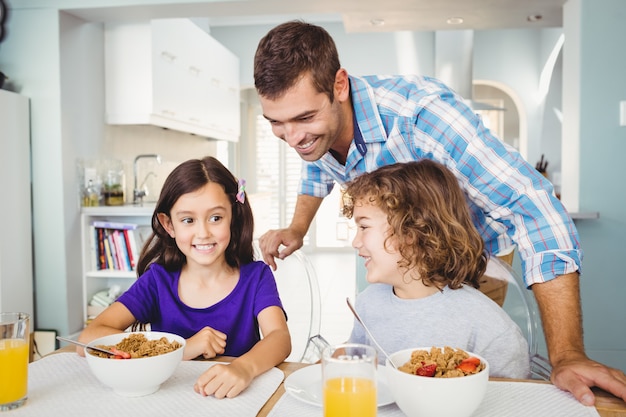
0 339 29 404
323 377 376 417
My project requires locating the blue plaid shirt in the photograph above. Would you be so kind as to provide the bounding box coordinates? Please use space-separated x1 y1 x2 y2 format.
300 74 581 286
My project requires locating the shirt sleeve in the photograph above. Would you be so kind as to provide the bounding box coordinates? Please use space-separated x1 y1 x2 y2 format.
251 262 286 319
415 93 582 286
116 266 160 323
299 160 336 198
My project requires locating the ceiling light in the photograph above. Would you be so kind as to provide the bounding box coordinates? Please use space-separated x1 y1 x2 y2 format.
370 18 385 26
527 14 543 22
446 17 464 25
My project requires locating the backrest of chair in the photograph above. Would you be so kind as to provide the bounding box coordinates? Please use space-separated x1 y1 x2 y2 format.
485 258 539 352
253 242 321 362
484 257 551 380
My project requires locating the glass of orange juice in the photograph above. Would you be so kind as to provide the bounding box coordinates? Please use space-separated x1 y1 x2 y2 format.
0 312 30 411
322 343 377 417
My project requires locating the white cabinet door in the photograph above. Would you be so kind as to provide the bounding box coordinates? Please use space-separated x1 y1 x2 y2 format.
151 22 182 121
205 34 240 138
105 19 240 142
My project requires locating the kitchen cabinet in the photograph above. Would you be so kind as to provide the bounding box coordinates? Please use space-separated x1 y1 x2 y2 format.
105 19 240 142
80 206 153 326
0 90 34 320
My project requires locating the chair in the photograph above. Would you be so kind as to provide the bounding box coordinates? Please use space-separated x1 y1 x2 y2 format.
484 257 552 380
253 242 322 363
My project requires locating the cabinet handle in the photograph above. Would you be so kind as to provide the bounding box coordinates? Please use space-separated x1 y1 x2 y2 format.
188 66 201 76
160 51 177 62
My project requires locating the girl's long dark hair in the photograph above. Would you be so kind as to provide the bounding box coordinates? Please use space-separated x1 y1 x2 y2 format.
136 156 255 276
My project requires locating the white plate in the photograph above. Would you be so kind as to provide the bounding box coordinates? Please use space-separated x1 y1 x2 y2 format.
284 364 395 407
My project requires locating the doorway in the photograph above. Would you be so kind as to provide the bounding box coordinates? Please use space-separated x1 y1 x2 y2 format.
474 81 527 160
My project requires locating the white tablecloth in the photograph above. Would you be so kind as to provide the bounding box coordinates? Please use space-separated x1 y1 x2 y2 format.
14 352 283 417
268 380 601 417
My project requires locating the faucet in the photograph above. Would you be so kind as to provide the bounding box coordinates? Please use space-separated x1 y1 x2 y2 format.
133 154 161 205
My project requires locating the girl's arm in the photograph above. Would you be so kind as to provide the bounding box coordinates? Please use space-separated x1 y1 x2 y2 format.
75 301 137 356
193 305 291 398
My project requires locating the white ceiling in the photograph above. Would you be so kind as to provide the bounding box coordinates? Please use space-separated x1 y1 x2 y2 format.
66 0 567 32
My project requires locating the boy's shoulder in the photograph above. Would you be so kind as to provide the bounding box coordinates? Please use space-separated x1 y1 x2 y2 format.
357 283 393 302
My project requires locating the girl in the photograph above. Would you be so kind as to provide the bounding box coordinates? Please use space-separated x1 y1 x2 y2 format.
342 160 530 378
77 156 291 398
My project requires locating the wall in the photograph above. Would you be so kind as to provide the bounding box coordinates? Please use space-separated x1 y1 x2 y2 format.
569 0 626 370
1 7 71 333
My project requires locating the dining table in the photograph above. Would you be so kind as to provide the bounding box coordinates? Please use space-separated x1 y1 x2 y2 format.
262 361 626 417
20 345 626 417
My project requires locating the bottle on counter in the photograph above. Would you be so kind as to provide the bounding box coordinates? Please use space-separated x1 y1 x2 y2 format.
103 170 125 206
82 180 99 207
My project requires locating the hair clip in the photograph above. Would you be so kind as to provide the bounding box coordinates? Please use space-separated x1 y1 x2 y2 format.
236 178 246 204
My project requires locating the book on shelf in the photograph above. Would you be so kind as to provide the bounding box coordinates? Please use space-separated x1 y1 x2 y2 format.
123 229 139 269
113 230 132 271
91 220 138 230
97 228 106 269
92 221 141 271
102 235 115 270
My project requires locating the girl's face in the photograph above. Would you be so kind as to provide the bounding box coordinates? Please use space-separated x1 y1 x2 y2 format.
158 182 232 270
351 200 405 286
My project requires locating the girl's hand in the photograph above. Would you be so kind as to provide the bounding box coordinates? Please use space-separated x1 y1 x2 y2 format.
193 362 254 399
183 327 227 360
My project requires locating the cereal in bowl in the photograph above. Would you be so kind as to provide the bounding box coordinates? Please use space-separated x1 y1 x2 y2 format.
398 346 485 378
91 333 182 359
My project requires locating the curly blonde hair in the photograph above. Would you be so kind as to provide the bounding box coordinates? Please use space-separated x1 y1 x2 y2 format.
343 160 487 289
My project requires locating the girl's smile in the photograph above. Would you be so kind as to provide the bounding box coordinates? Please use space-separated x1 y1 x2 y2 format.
159 182 233 270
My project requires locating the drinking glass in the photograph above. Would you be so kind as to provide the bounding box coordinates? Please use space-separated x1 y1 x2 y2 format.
322 343 377 417
0 312 30 411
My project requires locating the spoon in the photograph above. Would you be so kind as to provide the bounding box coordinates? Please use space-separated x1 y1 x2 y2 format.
346 297 396 368
56 336 131 359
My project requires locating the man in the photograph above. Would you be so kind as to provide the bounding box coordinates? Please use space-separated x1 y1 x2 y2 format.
254 20 626 405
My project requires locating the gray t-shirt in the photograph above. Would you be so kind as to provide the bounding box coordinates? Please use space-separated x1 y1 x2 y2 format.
348 283 531 379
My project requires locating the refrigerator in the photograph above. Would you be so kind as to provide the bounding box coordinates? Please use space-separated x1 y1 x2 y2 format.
0 89 34 320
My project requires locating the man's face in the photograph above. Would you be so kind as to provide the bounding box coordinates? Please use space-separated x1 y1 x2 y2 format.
259 73 346 162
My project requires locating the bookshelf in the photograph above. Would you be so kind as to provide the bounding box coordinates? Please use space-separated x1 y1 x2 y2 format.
80 205 154 326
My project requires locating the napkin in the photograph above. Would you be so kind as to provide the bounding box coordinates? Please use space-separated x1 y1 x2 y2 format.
15 353 284 417
268 380 601 417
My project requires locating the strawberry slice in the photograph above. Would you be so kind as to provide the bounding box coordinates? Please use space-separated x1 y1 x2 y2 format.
415 362 437 377
110 347 131 359
457 357 481 373
462 357 481 366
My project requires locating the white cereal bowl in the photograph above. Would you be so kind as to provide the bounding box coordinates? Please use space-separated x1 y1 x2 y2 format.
85 331 185 397
384 347 489 417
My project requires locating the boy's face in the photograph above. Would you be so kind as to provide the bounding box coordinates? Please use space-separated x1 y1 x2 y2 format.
351 199 404 286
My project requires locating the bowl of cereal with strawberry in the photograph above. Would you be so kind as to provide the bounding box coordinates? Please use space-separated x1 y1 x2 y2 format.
384 346 489 417
85 331 185 397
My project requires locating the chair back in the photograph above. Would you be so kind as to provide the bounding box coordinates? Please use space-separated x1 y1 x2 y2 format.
484 257 552 380
253 242 322 362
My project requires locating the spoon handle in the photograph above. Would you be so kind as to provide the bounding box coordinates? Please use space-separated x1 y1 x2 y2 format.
56 336 130 358
346 297 396 368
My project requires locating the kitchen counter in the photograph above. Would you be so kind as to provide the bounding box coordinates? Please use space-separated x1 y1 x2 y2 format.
570 211 600 220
